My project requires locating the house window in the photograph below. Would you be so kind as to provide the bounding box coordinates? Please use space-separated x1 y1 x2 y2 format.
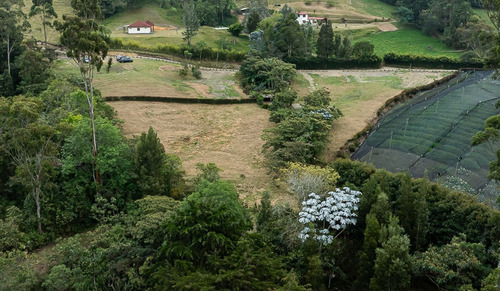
137 28 140 31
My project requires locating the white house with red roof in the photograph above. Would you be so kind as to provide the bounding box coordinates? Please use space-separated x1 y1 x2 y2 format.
296 12 327 26
127 20 154 34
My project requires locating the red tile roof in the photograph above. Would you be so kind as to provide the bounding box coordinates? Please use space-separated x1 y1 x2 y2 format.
128 21 152 28
145 20 154 26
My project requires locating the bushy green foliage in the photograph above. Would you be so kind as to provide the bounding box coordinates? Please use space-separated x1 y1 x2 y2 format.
413 234 490 290
191 66 202 79
156 180 252 265
383 52 484 68
246 10 260 33
61 116 134 224
239 52 297 93
353 41 375 59
228 22 244 37
263 89 342 170
370 216 412 291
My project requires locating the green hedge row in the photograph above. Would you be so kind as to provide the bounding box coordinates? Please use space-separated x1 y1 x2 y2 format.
109 38 246 62
104 96 256 104
284 55 383 69
383 52 484 69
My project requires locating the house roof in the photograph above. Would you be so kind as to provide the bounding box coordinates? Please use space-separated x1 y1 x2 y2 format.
309 17 326 20
298 11 308 15
145 20 154 26
128 21 152 28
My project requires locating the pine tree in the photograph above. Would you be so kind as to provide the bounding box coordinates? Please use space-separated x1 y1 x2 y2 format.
257 191 272 232
316 20 334 58
370 215 411 291
354 213 381 290
246 10 260 33
134 127 167 197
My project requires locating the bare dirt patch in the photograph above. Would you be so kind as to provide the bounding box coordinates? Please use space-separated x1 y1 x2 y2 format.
186 82 212 98
110 101 273 202
376 22 398 32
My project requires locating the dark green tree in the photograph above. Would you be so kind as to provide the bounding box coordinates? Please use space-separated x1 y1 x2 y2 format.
354 213 381 290
370 215 411 291
316 20 334 58
134 127 167 197
337 36 353 59
352 41 374 59
257 191 272 232
29 0 58 46
157 180 252 265
246 10 260 33
413 234 489 290
396 176 429 251
0 0 29 95
16 43 54 95
8 122 58 234
276 12 305 58
62 116 133 223
239 53 297 92
228 22 243 37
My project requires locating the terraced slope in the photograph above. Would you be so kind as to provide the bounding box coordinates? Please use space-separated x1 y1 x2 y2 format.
352 70 500 205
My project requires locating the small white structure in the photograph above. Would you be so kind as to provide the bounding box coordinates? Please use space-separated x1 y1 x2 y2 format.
296 12 327 26
127 21 153 34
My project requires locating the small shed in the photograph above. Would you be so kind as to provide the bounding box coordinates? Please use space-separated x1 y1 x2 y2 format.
127 21 153 34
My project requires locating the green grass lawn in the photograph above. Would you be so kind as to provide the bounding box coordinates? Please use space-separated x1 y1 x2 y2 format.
356 26 464 58
350 0 396 19
103 4 183 30
472 8 494 26
55 57 245 99
113 27 250 53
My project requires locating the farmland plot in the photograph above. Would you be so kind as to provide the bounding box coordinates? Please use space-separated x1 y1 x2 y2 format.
352 70 500 205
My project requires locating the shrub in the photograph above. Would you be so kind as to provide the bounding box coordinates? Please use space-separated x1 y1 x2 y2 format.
179 64 189 76
305 0 312 5
326 0 334 7
191 66 202 79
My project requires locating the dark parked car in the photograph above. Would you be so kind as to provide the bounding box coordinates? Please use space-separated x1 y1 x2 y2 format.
116 55 123 62
118 56 133 63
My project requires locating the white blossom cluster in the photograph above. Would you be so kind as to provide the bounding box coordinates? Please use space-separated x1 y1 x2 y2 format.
298 187 361 245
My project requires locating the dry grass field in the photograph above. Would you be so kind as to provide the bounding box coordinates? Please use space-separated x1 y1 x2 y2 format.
111 101 275 203
96 56 454 200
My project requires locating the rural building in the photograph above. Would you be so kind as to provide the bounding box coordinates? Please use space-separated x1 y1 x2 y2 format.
296 12 327 26
127 20 154 34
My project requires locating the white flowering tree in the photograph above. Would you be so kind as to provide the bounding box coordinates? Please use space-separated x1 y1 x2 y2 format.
298 187 361 245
